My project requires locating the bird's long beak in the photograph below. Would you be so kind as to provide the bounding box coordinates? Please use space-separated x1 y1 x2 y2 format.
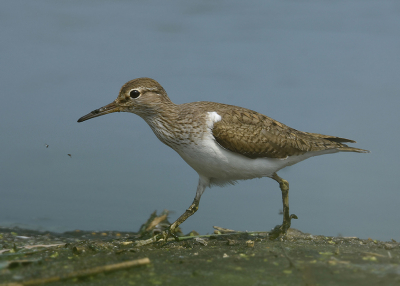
77 101 121 123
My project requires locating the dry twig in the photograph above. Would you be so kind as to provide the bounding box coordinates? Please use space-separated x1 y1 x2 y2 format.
0 258 150 286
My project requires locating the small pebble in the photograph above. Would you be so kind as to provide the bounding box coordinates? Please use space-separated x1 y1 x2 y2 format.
246 240 254 247
227 239 236 246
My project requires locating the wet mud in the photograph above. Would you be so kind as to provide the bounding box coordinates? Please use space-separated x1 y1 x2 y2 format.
0 212 399 286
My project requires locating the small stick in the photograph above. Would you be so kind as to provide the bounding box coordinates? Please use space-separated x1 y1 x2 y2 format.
0 258 150 286
213 226 237 233
134 230 267 247
362 252 386 258
0 244 65 255
145 214 168 231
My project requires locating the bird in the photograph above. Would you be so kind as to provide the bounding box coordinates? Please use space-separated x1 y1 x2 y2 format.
45 144 49 148
77 77 369 240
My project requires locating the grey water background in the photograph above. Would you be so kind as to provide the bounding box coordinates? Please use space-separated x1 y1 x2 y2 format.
1 1 399 241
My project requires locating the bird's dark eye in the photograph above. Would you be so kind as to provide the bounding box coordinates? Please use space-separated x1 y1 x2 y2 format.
129 90 140 98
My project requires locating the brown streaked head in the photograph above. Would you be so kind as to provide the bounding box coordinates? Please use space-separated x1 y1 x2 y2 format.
77 77 172 123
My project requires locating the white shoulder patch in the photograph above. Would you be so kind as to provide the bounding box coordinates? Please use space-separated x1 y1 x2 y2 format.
208 111 222 122
206 111 222 129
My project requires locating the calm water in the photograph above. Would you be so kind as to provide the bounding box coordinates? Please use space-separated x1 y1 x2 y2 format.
1 1 399 241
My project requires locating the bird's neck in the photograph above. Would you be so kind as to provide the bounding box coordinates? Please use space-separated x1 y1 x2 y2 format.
141 101 183 148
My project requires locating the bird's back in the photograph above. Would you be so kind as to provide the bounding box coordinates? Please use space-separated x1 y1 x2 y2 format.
175 101 369 160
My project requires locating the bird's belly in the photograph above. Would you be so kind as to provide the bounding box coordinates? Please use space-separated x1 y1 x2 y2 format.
174 139 294 186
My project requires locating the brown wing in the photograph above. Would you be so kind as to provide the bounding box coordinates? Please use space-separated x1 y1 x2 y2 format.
211 106 363 159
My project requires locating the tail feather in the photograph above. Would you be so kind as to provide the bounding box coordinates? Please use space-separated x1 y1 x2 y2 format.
326 137 356 143
338 146 370 153
306 132 356 143
305 132 370 153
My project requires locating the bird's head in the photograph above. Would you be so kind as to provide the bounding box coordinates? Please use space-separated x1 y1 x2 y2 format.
77 77 171 122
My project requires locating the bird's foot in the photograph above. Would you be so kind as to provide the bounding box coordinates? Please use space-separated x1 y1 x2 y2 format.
156 225 180 243
268 214 298 240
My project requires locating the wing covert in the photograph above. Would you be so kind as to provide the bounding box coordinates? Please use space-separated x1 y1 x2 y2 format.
211 108 351 159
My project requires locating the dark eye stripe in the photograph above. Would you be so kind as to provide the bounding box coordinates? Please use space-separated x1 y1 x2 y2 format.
130 90 140 98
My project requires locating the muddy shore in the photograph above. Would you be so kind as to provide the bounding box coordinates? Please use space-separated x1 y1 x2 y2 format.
0 213 399 286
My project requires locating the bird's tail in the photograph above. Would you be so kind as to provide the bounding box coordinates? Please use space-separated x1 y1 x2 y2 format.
306 132 370 153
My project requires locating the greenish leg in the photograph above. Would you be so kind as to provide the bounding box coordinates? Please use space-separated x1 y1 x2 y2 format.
160 198 200 242
157 177 207 243
269 173 298 240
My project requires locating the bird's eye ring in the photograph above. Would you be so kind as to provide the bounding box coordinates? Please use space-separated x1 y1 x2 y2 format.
130 89 140 98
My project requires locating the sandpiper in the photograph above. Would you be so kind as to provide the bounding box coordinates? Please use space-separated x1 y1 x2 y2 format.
78 78 369 240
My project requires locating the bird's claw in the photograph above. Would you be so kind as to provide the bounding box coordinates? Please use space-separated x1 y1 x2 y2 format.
268 225 288 240
268 213 298 240
156 227 180 243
